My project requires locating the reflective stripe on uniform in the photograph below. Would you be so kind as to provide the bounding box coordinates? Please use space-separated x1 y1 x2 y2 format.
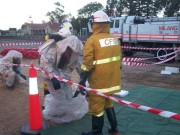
96 85 120 93
93 56 121 65
96 111 104 117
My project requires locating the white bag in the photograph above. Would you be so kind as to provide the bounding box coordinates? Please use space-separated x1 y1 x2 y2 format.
43 93 88 123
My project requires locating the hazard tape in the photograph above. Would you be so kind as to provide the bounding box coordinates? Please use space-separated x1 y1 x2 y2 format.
122 49 180 66
122 46 180 50
35 67 180 121
122 50 179 66
0 42 43 47
0 48 178 67
0 63 29 67
0 62 180 120
122 49 180 62
1 41 179 51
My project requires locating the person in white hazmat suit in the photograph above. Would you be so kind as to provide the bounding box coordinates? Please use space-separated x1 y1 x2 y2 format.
0 50 27 89
38 22 88 123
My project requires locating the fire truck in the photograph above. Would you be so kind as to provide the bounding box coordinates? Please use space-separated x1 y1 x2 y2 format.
109 16 180 61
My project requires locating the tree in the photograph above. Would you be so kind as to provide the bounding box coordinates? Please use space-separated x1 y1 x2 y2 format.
46 2 67 23
77 2 104 18
110 0 157 17
154 0 180 17
140 0 156 17
115 0 126 16
113 0 137 16
105 0 118 16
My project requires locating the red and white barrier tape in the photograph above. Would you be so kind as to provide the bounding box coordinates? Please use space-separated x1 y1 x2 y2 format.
122 49 180 62
122 53 176 66
35 67 180 121
122 49 180 66
1 41 179 51
0 42 43 47
0 50 178 68
0 62 180 120
122 46 180 50
0 63 30 67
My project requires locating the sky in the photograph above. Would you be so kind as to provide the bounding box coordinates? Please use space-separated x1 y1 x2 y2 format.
0 0 107 30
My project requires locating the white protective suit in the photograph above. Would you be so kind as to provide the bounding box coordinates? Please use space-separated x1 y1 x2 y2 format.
0 50 23 87
38 31 88 123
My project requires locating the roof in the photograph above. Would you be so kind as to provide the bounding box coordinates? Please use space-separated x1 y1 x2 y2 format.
27 23 46 30
24 22 60 31
47 22 61 32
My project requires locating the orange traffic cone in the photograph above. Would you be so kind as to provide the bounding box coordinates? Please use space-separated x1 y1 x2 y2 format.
29 63 42 130
21 63 47 135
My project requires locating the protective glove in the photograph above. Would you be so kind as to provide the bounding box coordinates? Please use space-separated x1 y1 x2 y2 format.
13 58 20 64
72 70 90 98
12 66 27 80
12 66 20 74
72 82 86 98
49 34 64 42
51 78 61 90
20 73 27 80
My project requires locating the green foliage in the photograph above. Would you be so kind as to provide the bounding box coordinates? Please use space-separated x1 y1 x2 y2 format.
154 0 180 17
110 0 156 17
105 0 118 16
140 0 157 17
46 2 67 23
71 17 89 34
77 2 104 18
105 0 179 17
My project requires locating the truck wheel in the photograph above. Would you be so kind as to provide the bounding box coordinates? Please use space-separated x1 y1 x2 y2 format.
123 50 134 57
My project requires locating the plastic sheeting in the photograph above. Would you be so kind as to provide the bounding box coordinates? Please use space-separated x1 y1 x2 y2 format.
41 86 180 135
42 93 88 123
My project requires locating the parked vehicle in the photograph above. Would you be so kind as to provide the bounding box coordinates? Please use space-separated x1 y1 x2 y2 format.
109 16 180 61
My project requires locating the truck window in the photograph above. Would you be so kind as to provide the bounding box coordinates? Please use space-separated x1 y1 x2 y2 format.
115 20 119 28
110 21 114 28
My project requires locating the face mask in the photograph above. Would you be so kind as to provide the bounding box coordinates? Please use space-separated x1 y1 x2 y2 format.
13 58 20 64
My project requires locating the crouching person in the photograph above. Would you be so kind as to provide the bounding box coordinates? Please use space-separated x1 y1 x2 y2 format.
38 22 88 123
0 50 27 90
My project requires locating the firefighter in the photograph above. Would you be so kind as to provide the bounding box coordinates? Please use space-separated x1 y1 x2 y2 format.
0 50 26 89
79 10 122 135
38 22 88 123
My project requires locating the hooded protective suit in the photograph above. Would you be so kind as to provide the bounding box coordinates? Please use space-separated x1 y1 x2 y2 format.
0 50 24 87
38 28 88 123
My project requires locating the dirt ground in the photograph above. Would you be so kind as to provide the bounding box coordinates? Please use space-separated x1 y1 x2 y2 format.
0 56 180 135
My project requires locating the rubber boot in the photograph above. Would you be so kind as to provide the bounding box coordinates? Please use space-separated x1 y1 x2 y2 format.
106 108 120 135
81 115 104 135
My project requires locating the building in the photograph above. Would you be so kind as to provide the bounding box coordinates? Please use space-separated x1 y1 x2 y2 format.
21 21 60 36
9 28 17 36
